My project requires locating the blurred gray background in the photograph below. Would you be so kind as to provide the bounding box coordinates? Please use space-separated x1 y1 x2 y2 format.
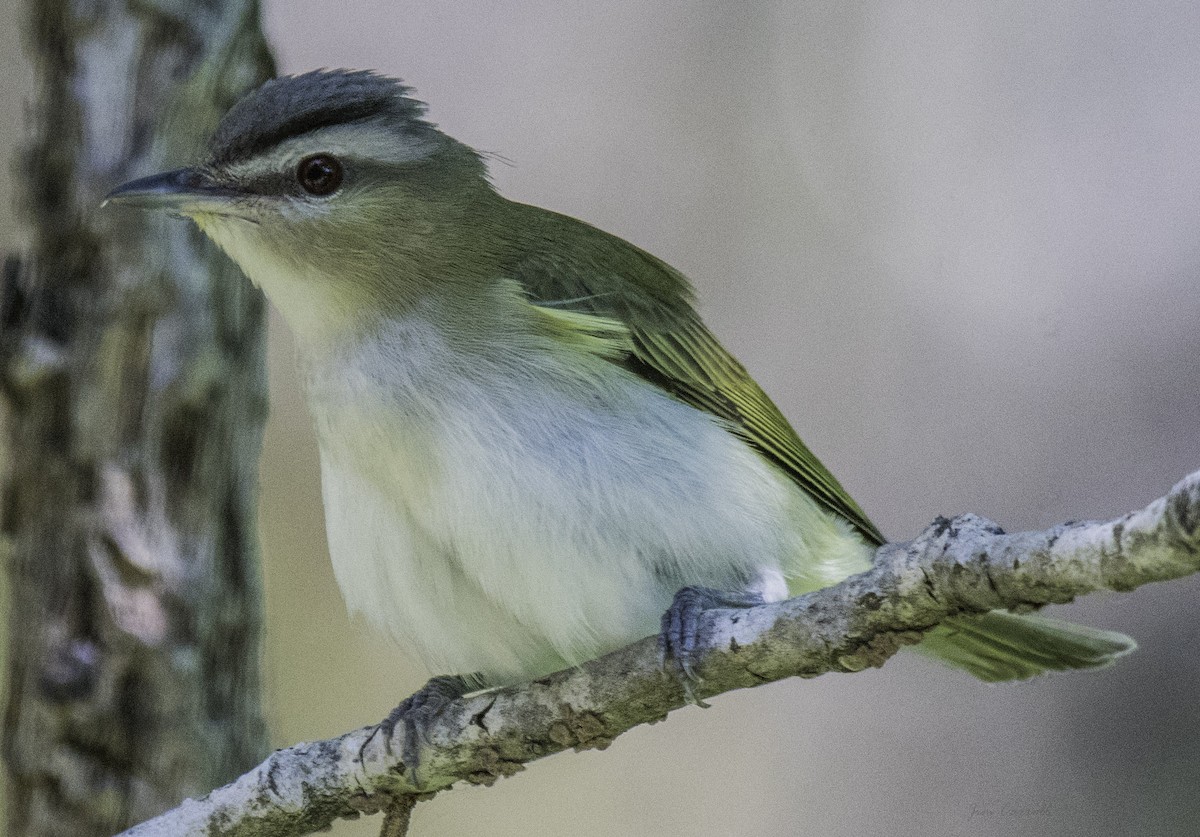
3 1 1200 835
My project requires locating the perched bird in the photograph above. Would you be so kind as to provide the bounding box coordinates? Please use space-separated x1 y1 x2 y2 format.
107 69 1134 747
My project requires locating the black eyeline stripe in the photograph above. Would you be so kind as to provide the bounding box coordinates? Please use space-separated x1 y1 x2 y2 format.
213 100 387 166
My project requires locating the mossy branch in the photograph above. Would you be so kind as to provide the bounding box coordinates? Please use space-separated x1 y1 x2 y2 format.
119 470 1200 837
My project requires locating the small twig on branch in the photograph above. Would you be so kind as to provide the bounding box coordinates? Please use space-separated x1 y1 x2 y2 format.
378 796 418 837
119 470 1200 837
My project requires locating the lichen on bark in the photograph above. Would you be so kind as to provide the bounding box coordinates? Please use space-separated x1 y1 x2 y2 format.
1 2 275 835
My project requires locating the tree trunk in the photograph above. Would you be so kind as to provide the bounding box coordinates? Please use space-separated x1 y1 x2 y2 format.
1 2 274 835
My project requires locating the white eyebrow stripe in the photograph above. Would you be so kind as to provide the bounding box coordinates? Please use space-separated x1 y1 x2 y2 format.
222 118 443 180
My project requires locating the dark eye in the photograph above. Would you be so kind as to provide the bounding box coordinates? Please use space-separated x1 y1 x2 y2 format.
296 154 343 196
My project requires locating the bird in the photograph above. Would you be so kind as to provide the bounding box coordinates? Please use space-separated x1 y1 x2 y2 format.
106 68 1134 761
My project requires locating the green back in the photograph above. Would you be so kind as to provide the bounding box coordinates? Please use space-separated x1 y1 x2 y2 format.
504 205 885 546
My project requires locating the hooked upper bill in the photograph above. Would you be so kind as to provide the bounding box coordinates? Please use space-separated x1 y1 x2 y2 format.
102 167 242 214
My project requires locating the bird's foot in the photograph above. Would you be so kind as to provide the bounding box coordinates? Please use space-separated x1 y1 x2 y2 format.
659 586 763 704
359 674 473 780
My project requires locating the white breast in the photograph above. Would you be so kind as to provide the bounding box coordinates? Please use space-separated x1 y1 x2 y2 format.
304 314 870 684
199 210 872 683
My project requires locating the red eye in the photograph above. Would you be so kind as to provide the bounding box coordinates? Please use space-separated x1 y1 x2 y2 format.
296 154 343 196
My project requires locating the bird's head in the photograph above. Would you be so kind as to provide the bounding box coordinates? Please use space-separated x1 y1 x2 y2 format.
107 69 500 342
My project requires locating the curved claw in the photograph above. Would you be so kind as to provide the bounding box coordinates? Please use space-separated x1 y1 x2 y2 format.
359 674 473 779
658 586 764 704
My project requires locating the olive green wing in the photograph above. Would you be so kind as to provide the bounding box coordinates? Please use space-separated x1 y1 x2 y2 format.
621 312 884 546
510 218 884 546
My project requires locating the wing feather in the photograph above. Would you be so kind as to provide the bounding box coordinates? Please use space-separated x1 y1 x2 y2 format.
630 314 883 545
509 214 885 546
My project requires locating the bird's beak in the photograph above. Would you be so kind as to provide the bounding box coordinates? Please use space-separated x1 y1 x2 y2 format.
103 167 239 215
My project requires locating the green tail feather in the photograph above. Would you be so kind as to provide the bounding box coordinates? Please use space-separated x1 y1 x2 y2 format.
915 611 1136 682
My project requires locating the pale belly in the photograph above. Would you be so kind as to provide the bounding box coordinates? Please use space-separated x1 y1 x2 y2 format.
306 324 871 685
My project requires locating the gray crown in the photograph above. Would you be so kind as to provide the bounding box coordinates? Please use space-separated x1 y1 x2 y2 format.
209 69 436 165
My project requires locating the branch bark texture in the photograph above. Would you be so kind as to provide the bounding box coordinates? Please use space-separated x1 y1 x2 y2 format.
120 470 1200 837
1 2 274 835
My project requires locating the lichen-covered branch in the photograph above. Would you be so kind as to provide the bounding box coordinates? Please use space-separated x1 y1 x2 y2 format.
118 469 1200 837
0 2 274 835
